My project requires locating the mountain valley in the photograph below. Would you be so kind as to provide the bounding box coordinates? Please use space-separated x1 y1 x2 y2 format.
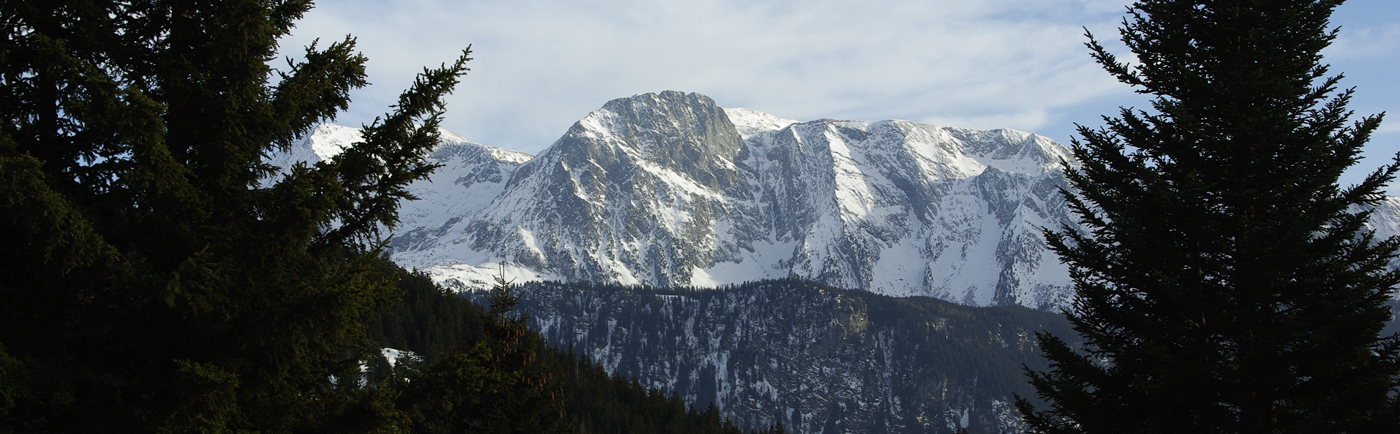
268 91 1400 433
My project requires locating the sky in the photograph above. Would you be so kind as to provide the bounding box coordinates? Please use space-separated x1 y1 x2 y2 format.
279 0 1399 194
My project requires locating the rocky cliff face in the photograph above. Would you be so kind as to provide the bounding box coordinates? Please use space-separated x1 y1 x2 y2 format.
390 91 1080 308
274 91 1400 310
477 280 1077 434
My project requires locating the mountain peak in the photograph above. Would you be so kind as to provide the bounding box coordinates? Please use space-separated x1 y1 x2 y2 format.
378 91 1088 307
317 90 1400 309
531 91 746 193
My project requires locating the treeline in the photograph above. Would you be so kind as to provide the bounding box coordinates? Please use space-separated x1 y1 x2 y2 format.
503 278 1080 433
516 277 1079 398
364 262 786 434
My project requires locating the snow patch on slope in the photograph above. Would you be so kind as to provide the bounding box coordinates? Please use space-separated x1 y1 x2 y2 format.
724 107 800 139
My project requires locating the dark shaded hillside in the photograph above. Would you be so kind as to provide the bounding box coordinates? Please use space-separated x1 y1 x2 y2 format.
482 279 1079 434
366 265 785 434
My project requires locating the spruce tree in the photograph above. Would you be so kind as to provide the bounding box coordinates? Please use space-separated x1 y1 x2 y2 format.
402 274 567 434
0 0 469 432
1019 0 1400 433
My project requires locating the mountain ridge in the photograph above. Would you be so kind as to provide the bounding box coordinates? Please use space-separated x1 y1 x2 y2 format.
270 91 1400 309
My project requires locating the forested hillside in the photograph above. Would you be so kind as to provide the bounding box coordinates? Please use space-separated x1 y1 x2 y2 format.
473 279 1079 433
366 262 787 434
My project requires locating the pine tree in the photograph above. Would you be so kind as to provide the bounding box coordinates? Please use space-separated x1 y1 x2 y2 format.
402 273 567 434
1018 0 1400 432
0 0 469 432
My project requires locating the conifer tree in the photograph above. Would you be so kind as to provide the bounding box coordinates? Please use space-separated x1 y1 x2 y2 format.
402 274 567 434
0 0 469 431
1019 0 1400 432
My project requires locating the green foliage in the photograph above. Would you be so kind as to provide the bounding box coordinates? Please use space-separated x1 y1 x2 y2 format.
0 0 469 432
1020 0 1400 433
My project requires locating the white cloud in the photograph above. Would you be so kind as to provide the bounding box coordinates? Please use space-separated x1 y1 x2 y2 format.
277 0 1397 195
279 0 1132 151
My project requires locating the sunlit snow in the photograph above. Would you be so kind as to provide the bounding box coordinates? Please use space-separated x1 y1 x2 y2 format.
265 92 1399 308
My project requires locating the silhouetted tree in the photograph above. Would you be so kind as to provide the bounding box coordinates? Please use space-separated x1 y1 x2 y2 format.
0 0 468 431
1020 0 1400 432
401 274 567 434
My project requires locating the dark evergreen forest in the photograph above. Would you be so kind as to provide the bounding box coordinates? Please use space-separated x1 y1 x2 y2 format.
364 261 787 434
478 278 1081 433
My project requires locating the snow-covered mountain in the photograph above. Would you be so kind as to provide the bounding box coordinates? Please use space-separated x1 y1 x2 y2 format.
273 91 1400 309
393 91 1077 308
